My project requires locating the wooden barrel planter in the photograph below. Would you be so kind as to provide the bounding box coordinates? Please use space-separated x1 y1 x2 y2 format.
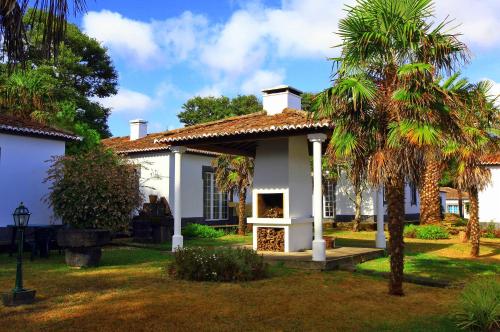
57 229 110 267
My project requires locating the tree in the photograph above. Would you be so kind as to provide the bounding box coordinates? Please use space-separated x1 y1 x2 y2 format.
1 0 86 64
301 92 317 112
448 80 499 256
419 75 471 225
212 155 254 236
46 147 143 232
178 95 261 126
316 0 468 296
3 9 118 137
0 67 101 153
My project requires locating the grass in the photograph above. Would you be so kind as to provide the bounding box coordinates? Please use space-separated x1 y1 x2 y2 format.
0 231 495 331
0 244 461 331
325 229 500 283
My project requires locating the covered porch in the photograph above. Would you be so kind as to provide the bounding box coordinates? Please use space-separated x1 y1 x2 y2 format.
155 85 386 261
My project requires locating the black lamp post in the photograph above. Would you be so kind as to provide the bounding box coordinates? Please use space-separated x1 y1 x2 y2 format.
1 203 36 306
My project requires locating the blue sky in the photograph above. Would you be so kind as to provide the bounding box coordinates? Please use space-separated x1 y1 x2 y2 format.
72 0 500 137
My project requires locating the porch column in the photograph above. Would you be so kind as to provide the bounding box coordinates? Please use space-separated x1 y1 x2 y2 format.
376 188 386 249
308 133 327 261
171 146 187 252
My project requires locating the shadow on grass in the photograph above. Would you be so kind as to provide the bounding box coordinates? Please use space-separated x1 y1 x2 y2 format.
358 253 499 282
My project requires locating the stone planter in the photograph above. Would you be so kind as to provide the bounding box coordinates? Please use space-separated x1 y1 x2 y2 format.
57 229 110 267
132 218 173 244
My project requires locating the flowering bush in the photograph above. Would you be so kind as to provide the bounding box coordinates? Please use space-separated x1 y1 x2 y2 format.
169 247 268 282
46 147 143 232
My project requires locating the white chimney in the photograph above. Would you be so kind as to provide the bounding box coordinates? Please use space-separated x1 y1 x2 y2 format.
262 85 302 115
129 119 147 140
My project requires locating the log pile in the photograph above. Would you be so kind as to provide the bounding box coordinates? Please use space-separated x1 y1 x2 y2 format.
257 227 285 252
262 207 284 218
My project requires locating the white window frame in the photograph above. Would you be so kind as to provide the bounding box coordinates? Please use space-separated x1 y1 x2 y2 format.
323 179 336 218
203 172 228 221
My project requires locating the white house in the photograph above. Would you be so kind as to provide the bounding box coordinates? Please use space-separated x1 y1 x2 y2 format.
102 121 235 225
440 187 470 218
104 86 422 232
479 154 500 224
107 85 426 255
0 115 80 227
324 174 420 222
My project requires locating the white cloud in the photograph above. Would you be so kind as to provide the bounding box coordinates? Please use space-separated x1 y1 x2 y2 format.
241 69 285 95
83 10 208 66
83 10 160 65
153 11 208 62
100 88 156 115
435 0 500 48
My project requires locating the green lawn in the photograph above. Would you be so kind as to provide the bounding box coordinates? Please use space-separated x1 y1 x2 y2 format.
325 229 500 283
0 231 496 331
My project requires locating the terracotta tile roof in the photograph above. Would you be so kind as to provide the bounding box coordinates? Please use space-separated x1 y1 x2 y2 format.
440 187 469 200
154 109 332 144
102 133 168 154
481 153 500 166
0 114 80 141
102 132 219 156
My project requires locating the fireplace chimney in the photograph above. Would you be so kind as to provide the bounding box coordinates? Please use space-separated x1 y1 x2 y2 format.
129 119 147 140
262 85 302 115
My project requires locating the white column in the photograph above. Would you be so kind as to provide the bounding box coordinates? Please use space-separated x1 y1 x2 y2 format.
308 133 327 261
376 188 386 249
171 146 187 252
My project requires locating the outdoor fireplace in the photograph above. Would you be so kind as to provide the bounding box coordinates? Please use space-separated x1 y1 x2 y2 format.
248 137 314 252
257 227 284 251
257 193 284 218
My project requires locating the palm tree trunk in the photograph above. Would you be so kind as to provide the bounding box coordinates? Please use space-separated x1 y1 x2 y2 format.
352 183 362 232
457 189 464 218
386 178 405 296
238 187 247 236
420 157 442 224
469 187 480 257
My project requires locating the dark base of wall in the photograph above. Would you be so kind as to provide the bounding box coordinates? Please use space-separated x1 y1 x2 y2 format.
334 213 420 222
181 216 238 227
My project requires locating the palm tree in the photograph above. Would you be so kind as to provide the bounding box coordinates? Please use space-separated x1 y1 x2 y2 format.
1 0 86 63
419 74 471 225
317 0 468 296
448 80 499 257
212 155 254 236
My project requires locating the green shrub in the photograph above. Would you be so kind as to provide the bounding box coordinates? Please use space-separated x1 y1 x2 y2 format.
182 223 225 238
453 277 500 331
482 223 499 239
46 147 143 232
403 224 419 238
404 225 449 240
416 225 450 240
169 247 268 282
453 218 469 227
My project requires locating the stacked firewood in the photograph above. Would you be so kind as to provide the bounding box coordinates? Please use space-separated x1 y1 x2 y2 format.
257 227 285 252
262 207 284 218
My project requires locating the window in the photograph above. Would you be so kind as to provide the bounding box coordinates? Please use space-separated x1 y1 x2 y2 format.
203 171 228 220
410 183 418 206
447 204 459 214
323 179 336 218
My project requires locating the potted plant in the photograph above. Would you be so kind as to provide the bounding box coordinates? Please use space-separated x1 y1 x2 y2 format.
46 148 143 267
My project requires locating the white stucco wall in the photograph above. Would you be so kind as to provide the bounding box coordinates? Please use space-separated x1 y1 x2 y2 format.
252 137 313 219
331 171 420 218
479 166 500 223
0 133 66 227
128 152 171 207
128 151 217 219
